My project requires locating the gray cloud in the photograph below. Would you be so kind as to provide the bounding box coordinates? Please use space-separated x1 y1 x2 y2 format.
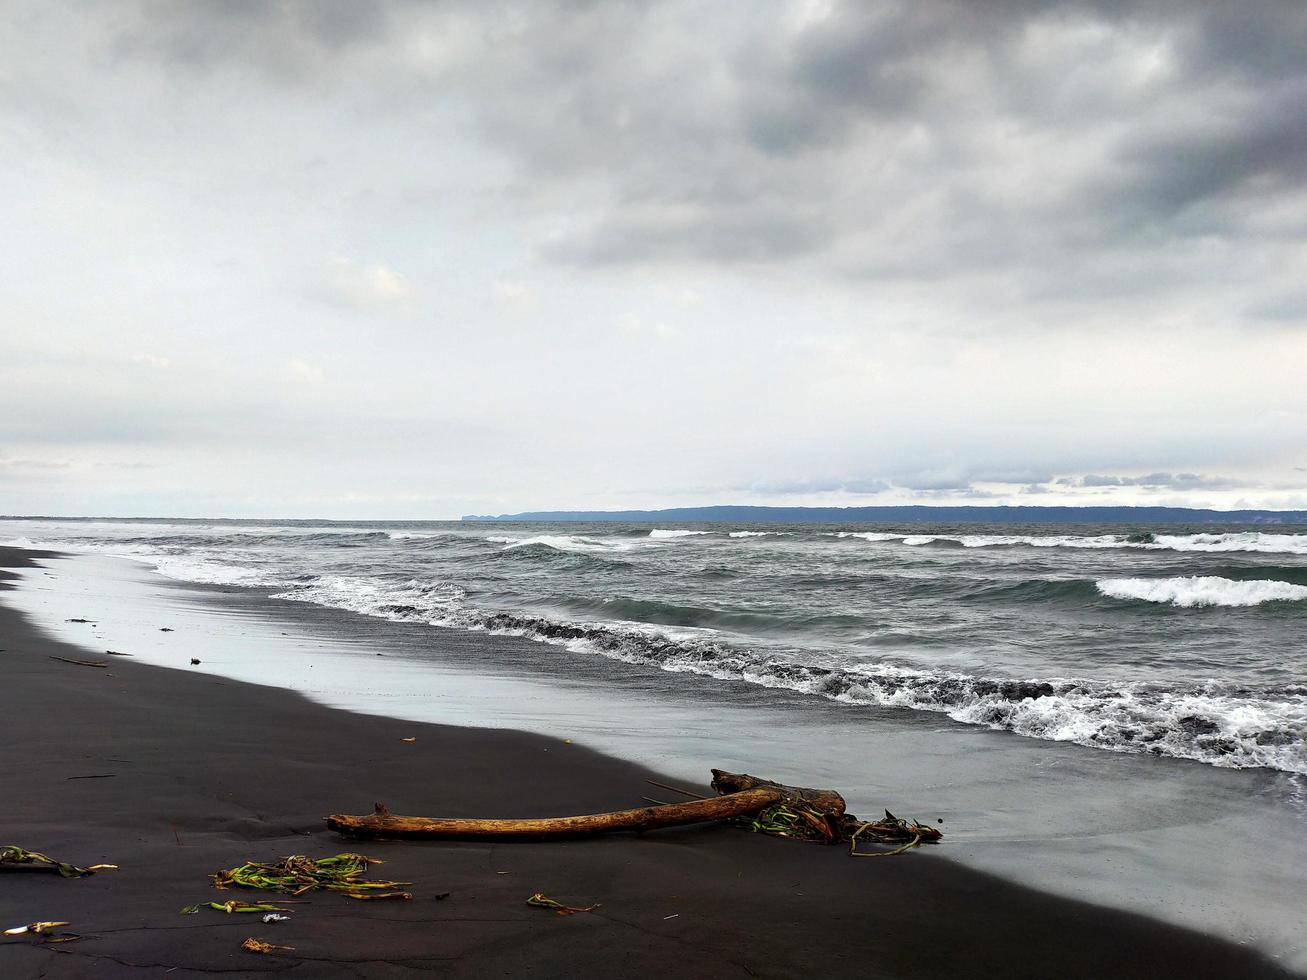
113 0 390 74
2 1 1305 517
892 468 1057 492
1065 473 1247 490
86 1 1307 309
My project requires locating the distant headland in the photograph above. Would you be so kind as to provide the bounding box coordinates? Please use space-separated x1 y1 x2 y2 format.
462 505 1307 524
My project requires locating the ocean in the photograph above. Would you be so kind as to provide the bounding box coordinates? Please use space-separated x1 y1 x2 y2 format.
4 516 1305 775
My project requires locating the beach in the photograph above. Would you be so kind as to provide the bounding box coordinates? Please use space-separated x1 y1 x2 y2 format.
0 544 1299 979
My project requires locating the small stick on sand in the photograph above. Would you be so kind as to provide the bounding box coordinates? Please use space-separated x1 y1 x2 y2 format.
48 656 107 669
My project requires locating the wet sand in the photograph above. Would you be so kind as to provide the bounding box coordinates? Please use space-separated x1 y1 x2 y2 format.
0 547 1297 979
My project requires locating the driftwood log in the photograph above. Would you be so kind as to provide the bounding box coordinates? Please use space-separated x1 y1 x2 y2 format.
326 770 941 854
326 786 784 840
710 769 846 817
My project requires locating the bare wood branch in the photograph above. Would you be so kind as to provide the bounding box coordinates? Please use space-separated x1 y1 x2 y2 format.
325 787 784 840
710 769 847 817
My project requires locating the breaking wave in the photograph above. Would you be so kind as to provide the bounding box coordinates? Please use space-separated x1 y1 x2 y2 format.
829 530 1307 554
1 535 285 588
9 518 1307 775
268 574 1307 775
1097 576 1307 607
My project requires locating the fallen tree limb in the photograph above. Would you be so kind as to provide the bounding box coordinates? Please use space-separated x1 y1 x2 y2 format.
326 770 941 856
710 770 847 817
326 787 784 840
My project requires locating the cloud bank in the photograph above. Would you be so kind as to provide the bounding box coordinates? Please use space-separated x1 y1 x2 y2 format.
1 1 1304 516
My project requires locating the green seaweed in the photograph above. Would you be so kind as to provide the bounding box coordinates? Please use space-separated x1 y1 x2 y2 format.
733 805 942 857
211 853 412 901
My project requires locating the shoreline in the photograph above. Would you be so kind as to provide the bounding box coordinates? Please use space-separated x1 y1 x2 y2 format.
0 545 1299 978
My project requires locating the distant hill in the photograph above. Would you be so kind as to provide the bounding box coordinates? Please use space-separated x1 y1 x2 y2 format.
462 505 1307 524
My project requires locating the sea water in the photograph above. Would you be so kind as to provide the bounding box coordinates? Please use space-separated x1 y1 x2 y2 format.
5 516 1304 774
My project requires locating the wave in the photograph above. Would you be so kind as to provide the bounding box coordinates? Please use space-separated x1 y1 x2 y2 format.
0 536 42 549
266 573 1306 774
1097 576 1307 607
276 576 468 622
1 535 286 588
191 530 390 546
10 526 1305 774
827 530 1307 554
648 529 711 539
525 628 1307 774
728 530 785 538
486 534 637 553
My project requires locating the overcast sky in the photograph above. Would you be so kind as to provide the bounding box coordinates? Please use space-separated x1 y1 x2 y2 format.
3 0 1306 518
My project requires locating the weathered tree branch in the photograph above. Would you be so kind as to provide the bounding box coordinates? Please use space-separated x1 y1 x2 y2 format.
325 787 784 840
710 769 847 817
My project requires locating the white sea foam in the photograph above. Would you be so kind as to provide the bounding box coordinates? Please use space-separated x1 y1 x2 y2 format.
537 627 1307 774
276 575 1307 774
1096 576 1307 607
145 555 282 587
275 573 1302 774
648 529 711 538
0 536 43 549
2 535 282 588
728 531 782 538
1148 532 1307 554
940 682 1307 774
826 530 1307 554
275 576 468 624
953 534 1122 549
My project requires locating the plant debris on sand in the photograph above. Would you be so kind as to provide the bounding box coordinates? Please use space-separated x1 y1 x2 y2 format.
241 937 295 954
527 893 600 916
181 900 293 915
4 921 70 936
737 803 942 856
0 845 117 878
710 771 943 856
212 853 412 900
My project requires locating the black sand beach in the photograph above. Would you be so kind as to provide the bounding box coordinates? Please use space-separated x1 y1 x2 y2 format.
0 547 1297 979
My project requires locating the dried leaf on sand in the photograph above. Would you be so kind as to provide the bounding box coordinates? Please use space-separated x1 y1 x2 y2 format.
242 937 295 954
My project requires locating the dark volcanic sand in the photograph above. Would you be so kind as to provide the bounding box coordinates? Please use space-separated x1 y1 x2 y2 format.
0 547 1296 979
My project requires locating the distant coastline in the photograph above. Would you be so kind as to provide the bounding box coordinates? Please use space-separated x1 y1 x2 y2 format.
462 505 1307 524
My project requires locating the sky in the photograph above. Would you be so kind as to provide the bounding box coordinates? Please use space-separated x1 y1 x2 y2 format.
2 0 1306 519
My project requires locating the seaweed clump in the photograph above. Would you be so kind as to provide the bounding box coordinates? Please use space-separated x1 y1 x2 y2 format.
211 853 412 901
